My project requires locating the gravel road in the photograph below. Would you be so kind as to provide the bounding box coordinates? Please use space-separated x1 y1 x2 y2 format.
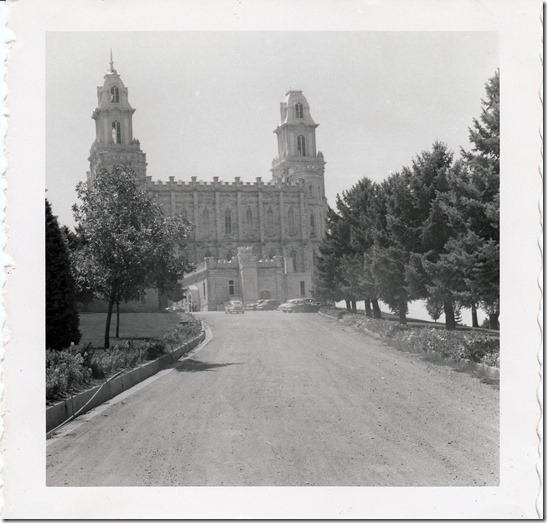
47 311 499 486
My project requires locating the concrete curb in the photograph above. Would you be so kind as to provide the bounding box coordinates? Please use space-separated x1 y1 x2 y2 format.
46 330 206 433
318 310 499 379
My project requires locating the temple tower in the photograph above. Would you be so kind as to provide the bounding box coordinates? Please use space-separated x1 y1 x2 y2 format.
88 53 147 182
271 90 326 201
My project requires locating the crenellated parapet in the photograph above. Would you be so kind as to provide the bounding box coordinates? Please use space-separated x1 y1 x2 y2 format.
145 175 305 193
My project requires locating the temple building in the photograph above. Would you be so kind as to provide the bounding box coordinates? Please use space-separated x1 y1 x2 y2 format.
88 58 328 311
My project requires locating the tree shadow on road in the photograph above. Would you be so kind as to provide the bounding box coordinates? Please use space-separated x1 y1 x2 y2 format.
173 358 244 373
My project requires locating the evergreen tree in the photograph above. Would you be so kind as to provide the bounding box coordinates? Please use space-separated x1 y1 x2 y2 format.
370 175 415 324
46 199 81 350
458 70 500 329
402 142 467 329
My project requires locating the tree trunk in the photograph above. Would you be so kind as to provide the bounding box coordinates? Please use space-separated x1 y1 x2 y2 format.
489 310 500 330
115 300 120 338
345 299 351 311
372 299 382 319
104 293 115 348
444 300 456 330
398 301 407 325
364 299 372 317
471 304 479 328
351 300 357 312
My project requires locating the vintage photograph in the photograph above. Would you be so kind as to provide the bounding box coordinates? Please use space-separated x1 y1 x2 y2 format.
45 31 500 486
3 0 541 519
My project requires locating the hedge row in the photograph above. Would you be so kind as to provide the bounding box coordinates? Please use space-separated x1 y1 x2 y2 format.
321 307 499 368
46 316 203 402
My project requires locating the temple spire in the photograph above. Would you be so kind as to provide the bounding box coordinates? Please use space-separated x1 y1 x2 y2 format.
109 49 114 72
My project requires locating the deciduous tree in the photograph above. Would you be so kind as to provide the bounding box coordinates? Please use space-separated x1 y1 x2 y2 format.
72 164 193 347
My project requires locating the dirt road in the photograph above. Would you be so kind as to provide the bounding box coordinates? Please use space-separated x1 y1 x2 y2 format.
47 311 498 486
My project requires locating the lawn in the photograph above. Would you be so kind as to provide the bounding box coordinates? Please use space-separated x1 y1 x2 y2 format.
79 312 184 348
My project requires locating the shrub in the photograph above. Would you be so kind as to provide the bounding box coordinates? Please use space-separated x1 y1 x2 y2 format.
46 348 91 400
145 340 166 360
335 312 500 368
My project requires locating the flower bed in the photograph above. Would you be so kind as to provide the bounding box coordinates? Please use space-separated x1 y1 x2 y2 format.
321 306 499 368
46 314 203 403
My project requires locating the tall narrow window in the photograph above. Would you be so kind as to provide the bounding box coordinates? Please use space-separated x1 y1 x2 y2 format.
288 208 296 236
204 249 211 258
266 208 274 236
203 282 206 298
297 135 306 156
225 208 232 235
290 249 297 272
203 208 210 236
309 185 313 196
110 86 120 103
111 120 121 143
229 280 235 296
295 102 304 118
226 250 233 261
310 212 316 237
246 208 253 232
300 281 306 296
269 249 276 259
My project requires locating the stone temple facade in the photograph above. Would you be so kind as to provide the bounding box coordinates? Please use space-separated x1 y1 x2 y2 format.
88 59 327 311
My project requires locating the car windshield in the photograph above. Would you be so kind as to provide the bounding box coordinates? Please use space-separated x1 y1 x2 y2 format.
230 301 242 305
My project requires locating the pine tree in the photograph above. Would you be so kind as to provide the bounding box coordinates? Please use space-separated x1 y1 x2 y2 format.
459 70 500 329
46 199 81 350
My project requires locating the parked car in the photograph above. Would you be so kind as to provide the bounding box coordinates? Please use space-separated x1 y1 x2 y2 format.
256 299 281 311
224 300 245 314
278 298 321 313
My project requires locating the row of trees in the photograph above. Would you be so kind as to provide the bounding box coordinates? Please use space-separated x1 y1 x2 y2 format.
313 71 499 330
46 165 194 349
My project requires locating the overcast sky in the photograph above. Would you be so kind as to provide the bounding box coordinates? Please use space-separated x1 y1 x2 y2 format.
46 31 498 229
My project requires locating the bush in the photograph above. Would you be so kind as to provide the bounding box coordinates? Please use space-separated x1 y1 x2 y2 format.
335 312 500 368
145 340 166 360
46 348 91 400
46 315 204 402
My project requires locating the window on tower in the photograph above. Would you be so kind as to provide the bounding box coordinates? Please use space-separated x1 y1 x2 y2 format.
310 211 316 237
288 208 296 236
295 102 304 118
297 135 306 156
246 208 253 232
290 249 297 272
110 86 120 103
111 120 121 143
202 208 210 235
225 208 232 235
266 208 274 236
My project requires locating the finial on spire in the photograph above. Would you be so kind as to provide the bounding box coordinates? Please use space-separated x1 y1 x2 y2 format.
109 49 114 72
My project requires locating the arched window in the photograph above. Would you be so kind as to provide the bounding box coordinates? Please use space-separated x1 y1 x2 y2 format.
225 208 232 235
226 250 233 261
204 249 212 258
266 208 274 236
309 185 313 196
202 208 210 235
290 249 297 272
246 208 253 232
288 208 296 236
269 249 276 259
297 135 306 156
294 102 303 118
110 86 120 103
310 212 316 237
111 120 121 143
